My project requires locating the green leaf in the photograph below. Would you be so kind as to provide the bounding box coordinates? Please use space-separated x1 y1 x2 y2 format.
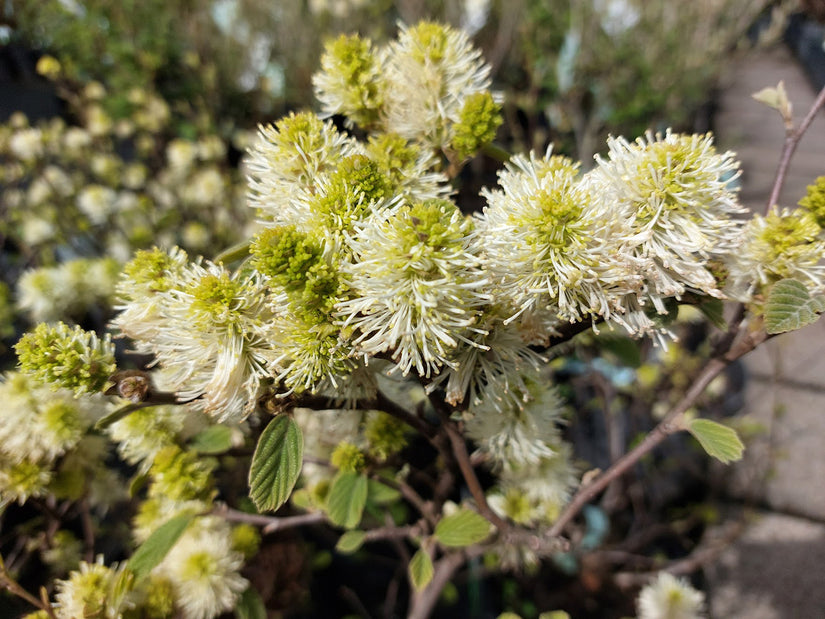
248 415 303 513
687 418 745 464
234 586 267 619
408 548 433 592
765 278 825 334
127 513 194 579
698 298 728 332
326 471 368 529
367 479 401 505
336 530 366 554
189 425 234 454
434 508 492 548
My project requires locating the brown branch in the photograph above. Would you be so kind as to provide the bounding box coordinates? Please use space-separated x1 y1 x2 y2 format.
213 505 325 534
766 82 825 211
441 416 509 531
0 557 55 617
549 322 768 540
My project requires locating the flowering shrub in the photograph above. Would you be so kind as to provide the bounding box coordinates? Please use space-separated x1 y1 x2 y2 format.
1 19 824 619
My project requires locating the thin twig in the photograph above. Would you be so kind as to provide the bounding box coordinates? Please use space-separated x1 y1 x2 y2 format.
766 82 825 211
213 505 325 534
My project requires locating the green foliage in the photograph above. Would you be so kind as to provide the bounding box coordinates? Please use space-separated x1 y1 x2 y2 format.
126 513 194 579
330 442 367 473
336 530 367 554
765 278 825 334
686 418 745 464
434 508 492 548
408 548 434 592
326 471 369 529
248 415 304 513
189 425 234 455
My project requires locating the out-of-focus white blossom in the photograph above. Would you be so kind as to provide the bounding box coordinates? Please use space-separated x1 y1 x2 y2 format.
637 572 706 619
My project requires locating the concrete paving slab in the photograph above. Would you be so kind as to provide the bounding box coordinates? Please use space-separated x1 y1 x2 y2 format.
726 380 825 520
705 512 825 619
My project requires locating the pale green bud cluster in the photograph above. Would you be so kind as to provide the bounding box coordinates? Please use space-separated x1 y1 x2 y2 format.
312 22 502 158
15 321 116 394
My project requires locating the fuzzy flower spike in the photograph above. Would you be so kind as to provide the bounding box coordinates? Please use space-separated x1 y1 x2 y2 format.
591 131 744 316
338 198 489 377
383 21 499 153
479 149 638 330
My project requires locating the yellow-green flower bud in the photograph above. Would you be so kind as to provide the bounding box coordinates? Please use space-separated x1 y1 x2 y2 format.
330 442 366 473
451 91 502 160
15 322 116 394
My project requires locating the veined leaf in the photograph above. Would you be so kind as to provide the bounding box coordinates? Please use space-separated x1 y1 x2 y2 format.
326 471 368 529
408 548 434 592
367 478 401 505
336 530 366 554
687 418 745 464
127 513 194 579
248 415 303 512
434 508 492 548
765 278 825 334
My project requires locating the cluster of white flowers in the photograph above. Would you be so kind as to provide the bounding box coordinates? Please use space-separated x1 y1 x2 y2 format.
0 372 109 505
0 90 250 267
16 257 120 323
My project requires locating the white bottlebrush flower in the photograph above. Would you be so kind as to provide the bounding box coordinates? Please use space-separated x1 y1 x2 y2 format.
246 111 362 224
111 246 190 350
428 307 545 408
63 126 92 150
383 21 496 149
338 198 489 377
479 149 637 325
156 518 248 619
77 184 117 224
465 376 565 470
181 166 225 206
107 405 186 472
637 572 706 619
590 130 745 315
725 206 825 299
9 127 44 160
54 557 132 619
139 261 276 421
365 132 452 203
313 33 387 129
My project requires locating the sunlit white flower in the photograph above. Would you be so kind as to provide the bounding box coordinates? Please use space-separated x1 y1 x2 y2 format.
182 166 225 206
63 126 92 150
21 216 55 246
637 572 706 619
479 149 638 325
9 127 43 160
77 184 117 224
156 518 248 619
338 199 489 377
54 557 132 619
313 33 386 128
725 206 825 299
246 111 362 224
167 138 199 171
429 308 545 407
383 21 496 149
146 261 276 421
590 131 744 317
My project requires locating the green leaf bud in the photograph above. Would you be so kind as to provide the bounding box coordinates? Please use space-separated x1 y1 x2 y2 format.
15 322 116 394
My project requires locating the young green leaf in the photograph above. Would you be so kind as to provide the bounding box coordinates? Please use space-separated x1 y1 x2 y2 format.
408 548 434 592
336 530 366 554
326 471 368 529
434 508 492 548
189 425 234 454
367 478 401 505
765 278 825 334
234 586 267 619
248 415 303 512
126 513 194 579
687 418 745 464
698 298 728 332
